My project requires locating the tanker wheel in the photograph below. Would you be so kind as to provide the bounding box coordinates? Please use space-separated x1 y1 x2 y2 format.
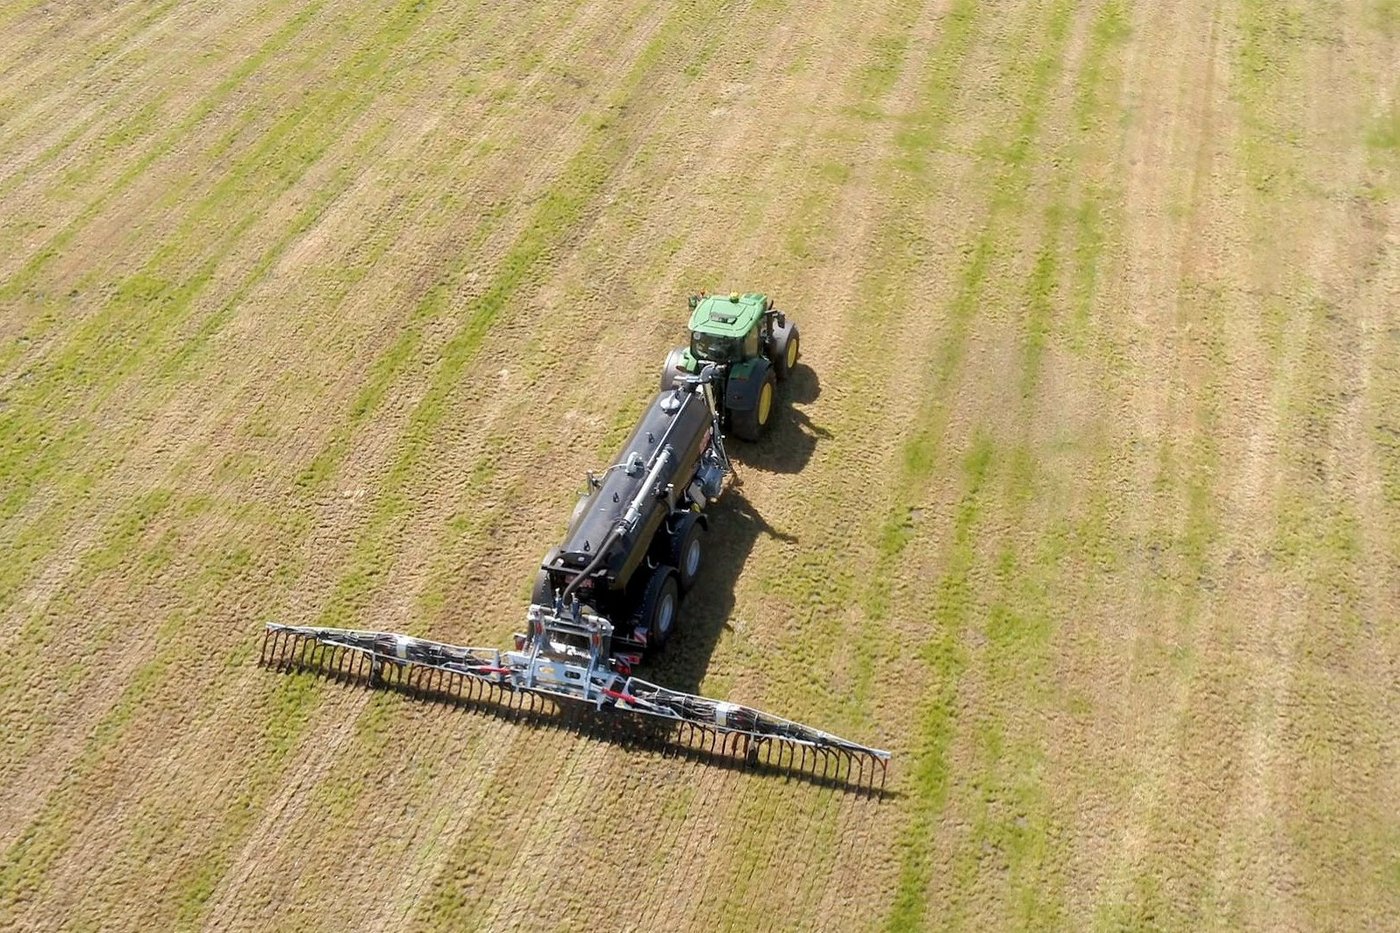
637 565 680 653
669 513 704 593
531 549 559 606
731 370 777 441
531 570 553 606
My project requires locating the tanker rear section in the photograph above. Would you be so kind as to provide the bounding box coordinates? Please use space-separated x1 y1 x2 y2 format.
531 381 728 655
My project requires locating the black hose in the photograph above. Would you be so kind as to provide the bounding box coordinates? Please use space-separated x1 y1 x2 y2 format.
556 383 707 607
559 524 623 606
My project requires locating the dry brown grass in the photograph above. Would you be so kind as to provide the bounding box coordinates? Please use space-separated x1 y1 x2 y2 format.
0 0 1396 929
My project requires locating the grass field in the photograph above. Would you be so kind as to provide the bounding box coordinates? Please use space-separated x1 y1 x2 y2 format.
1 0 1397 929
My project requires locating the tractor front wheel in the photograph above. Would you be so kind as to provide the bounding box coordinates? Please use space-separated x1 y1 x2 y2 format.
730 370 777 441
771 321 800 381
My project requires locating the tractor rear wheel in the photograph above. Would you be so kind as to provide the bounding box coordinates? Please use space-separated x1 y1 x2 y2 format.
637 565 680 653
730 369 777 441
771 321 800 381
669 512 704 592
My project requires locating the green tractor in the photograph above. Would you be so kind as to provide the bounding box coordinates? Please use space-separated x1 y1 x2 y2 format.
660 292 800 441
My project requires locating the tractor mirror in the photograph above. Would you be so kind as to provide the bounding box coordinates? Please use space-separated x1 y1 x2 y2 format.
688 295 699 310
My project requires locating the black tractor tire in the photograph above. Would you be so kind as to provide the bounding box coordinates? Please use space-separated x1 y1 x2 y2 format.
636 565 680 653
730 369 778 441
771 320 800 382
531 548 559 606
660 347 689 392
668 512 705 593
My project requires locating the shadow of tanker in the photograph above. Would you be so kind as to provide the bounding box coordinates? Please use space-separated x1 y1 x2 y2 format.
643 486 796 696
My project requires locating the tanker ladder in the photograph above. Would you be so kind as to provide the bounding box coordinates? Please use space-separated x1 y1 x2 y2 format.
261 621 891 794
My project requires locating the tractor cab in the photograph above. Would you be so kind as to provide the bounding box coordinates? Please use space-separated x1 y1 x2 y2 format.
686 292 766 365
660 291 801 441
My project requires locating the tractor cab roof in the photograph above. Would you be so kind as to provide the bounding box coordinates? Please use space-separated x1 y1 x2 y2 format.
688 292 767 337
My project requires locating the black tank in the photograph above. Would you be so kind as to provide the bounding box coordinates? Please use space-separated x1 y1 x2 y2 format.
557 386 712 591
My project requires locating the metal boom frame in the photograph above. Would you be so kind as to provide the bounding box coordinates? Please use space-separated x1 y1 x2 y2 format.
261 622 890 793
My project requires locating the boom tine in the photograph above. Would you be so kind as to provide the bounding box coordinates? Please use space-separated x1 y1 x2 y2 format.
259 627 891 792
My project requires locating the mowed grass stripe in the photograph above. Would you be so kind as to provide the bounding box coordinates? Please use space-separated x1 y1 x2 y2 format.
0 0 466 613
0 0 185 134
0 0 178 97
932 5 1134 927
0 0 335 303
0 0 310 228
0 0 498 910
0 0 627 918
0 0 607 840
878 0 1084 928
0 118 400 769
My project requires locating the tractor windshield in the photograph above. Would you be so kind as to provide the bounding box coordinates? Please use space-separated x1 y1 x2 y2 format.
691 332 741 363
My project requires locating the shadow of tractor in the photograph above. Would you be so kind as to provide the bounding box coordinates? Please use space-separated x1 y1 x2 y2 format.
728 364 829 475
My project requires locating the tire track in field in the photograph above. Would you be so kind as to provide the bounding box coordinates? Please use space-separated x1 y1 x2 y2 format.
814 0 1082 926
1081 0 1245 923
1220 5 1400 927
915 4 1134 927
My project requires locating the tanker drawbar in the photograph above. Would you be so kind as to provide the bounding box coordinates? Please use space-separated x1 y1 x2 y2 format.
259 303 890 793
